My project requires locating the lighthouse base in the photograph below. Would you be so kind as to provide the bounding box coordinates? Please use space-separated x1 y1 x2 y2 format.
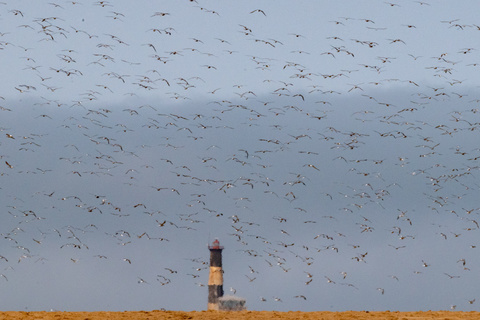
207 303 219 311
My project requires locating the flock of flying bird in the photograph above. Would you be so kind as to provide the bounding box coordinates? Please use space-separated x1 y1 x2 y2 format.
1 0 480 312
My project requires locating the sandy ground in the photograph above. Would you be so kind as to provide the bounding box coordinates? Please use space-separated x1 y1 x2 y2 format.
1 310 480 320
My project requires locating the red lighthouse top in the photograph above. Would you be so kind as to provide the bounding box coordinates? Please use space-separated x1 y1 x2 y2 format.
208 239 224 250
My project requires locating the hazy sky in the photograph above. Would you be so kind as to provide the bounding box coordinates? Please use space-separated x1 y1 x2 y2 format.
1 0 480 312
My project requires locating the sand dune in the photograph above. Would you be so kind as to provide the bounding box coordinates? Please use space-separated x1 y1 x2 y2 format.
1 310 480 320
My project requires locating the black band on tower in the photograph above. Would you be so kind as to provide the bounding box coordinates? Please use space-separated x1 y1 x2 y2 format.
210 249 222 267
208 285 224 303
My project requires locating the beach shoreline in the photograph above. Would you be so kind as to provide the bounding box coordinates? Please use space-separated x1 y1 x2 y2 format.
1 310 479 320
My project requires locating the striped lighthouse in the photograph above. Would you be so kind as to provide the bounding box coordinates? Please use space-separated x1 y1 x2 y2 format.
208 238 224 310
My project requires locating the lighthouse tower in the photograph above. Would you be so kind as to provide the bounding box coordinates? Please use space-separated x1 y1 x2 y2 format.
208 239 224 310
